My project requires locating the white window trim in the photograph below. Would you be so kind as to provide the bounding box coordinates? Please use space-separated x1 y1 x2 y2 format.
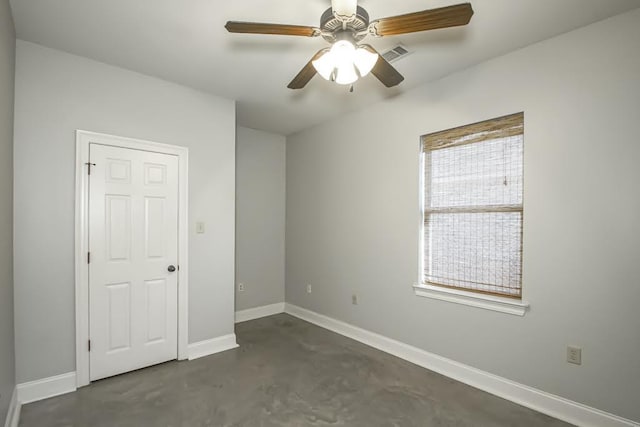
413 283 529 316
415 135 529 317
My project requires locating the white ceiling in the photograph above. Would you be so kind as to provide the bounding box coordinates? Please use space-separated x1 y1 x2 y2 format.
10 0 640 135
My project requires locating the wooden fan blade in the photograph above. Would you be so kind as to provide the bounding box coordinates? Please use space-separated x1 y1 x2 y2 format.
287 50 327 90
370 3 473 37
362 45 404 88
225 21 320 37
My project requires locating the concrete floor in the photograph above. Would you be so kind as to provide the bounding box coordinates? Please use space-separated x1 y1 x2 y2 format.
20 314 572 426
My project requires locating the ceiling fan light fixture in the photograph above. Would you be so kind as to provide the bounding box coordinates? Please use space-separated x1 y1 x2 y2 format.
312 40 378 85
313 40 356 85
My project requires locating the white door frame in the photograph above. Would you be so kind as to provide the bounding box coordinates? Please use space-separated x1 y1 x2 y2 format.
75 130 189 387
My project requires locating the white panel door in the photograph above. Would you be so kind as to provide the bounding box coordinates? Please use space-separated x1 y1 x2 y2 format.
89 143 179 381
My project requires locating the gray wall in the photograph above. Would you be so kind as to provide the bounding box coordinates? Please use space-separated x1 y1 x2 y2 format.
13 41 236 383
236 127 286 311
0 0 15 420
286 9 640 423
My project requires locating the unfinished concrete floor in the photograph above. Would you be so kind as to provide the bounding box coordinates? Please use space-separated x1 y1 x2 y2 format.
20 314 572 426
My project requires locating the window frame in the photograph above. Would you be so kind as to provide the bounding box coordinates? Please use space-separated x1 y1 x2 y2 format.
414 114 529 316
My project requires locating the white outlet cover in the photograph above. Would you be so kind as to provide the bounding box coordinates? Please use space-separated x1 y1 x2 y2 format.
306 284 312 293
567 346 582 365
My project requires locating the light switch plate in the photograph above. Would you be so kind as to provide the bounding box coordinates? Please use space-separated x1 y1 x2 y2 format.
196 222 205 234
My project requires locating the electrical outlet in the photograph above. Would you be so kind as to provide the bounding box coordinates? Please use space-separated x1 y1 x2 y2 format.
567 346 582 365
306 284 312 294
352 294 358 305
238 283 245 292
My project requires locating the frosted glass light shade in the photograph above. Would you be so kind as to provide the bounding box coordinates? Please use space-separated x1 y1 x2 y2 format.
335 64 358 85
312 49 334 80
332 0 357 18
353 48 378 77
331 40 356 65
330 40 356 85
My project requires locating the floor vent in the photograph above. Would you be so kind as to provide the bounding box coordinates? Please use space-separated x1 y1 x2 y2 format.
381 45 410 63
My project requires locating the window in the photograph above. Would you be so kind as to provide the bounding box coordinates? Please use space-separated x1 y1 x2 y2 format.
420 113 524 301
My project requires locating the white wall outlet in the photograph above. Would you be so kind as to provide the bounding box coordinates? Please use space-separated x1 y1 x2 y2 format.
306 284 312 294
196 222 205 234
238 283 245 292
352 294 358 305
567 346 582 365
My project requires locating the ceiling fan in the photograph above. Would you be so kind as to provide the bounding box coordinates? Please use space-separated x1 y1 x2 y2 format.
225 1 473 90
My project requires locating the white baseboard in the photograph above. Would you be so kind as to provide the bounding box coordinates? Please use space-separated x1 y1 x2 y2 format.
14 335 240 405
3 387 20 427
17 372 76 405
187 334 239 361
284 303 639 427
235 302 285 323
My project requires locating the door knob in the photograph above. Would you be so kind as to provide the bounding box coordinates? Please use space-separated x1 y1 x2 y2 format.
168 265 176 272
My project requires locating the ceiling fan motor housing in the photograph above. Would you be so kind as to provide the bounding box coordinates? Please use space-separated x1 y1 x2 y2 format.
320 6 370 42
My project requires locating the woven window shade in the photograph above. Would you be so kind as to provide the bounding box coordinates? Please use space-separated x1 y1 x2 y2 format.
422 113 524 298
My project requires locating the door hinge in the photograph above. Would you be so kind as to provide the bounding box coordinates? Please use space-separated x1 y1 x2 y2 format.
87 252 91 264
86 162 96 175
88 340 91 352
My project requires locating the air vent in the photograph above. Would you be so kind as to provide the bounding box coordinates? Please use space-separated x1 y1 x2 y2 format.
381 45 411 63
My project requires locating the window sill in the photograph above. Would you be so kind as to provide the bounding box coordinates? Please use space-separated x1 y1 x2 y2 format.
413 284 529 316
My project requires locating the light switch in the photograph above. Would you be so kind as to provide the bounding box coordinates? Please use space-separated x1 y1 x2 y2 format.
196 222 205 234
